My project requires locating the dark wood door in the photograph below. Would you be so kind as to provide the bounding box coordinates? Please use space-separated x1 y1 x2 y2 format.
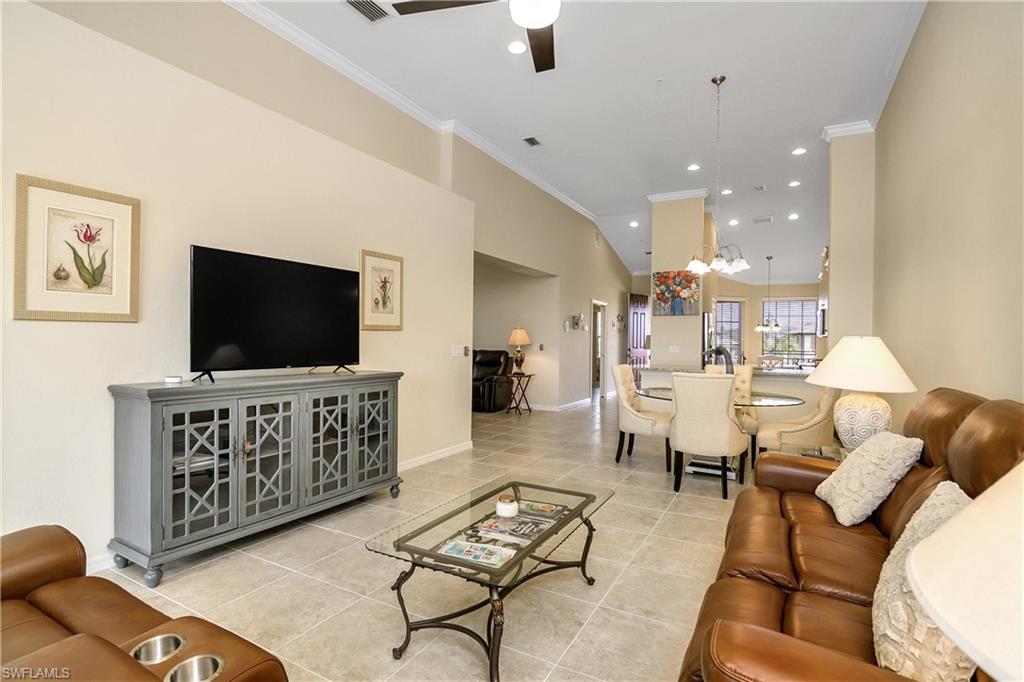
628 293 649 370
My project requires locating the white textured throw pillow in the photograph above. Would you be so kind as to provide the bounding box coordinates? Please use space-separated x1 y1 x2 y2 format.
873 481 975 682
815 431 922 525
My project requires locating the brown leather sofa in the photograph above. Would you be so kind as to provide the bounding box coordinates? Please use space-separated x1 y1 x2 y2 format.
680 388 1024 682
1 525 287 681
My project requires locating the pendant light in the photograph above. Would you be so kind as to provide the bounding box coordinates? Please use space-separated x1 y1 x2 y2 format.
509 0 561 29
685 75 751 275
755 255 782 333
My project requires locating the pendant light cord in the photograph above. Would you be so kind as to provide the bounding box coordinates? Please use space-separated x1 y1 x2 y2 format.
712 76 723 249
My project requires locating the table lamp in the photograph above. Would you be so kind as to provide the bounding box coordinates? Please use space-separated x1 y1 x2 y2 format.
906 463 1023 681
805 336 916 448
508 327 531 374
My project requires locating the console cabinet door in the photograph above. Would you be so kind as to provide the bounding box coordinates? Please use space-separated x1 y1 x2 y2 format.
306 389 355 505
162 400 237 549
353 383 395 488
238 394 300 525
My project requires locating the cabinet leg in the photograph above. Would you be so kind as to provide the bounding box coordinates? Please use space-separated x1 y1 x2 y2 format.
113 553 130 569
390 484 401 499
144 566 163 588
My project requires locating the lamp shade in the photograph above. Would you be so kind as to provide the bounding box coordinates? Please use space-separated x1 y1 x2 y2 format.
508 327 532 346
906 463 1023 681
806 336 916 394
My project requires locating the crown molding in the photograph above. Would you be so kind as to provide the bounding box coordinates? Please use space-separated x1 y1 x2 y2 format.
646 188 708 203
631 269 652 277
821 120 875 143
226 1 597 225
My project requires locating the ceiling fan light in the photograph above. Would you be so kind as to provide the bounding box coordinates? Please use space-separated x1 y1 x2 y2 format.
509 0 561 29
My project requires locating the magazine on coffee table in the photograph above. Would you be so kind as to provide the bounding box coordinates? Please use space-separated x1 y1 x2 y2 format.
475 515 552 547
438 539 517 567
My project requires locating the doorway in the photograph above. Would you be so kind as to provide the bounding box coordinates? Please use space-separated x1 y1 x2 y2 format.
628 293 650 371
591 301 607 399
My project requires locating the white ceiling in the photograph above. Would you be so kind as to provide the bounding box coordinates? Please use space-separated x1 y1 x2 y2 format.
247 1 923 284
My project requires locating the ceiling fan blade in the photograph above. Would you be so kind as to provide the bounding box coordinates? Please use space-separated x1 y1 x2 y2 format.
527 25 555 72
392 0 496 16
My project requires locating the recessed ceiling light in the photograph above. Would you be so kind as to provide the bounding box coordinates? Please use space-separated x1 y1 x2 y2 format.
788 213 800 221
629 220 639 228
720 189 733 196
507 40 527 55
788 180 801 187
791 147 807 156
687 163 701 171
728 219 739 226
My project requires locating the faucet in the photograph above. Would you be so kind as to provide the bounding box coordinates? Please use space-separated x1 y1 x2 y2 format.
703 346 734 374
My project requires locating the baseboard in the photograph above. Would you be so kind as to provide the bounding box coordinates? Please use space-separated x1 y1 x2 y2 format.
533 397 593 412
399 440 473 472
88 554 115 575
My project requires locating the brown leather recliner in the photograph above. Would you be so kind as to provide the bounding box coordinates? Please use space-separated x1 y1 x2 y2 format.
0 525 287 681
679 388 1024 682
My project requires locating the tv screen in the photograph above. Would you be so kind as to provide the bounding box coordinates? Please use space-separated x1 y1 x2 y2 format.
190 246 359 372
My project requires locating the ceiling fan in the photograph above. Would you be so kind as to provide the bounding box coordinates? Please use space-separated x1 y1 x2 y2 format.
362 0 559 73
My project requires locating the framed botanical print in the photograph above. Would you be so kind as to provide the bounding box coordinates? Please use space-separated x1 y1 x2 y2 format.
360 249 403 331
14 174 140 321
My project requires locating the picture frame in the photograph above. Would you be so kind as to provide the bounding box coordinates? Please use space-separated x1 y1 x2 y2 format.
360 249 403 331
652 270 700 316
14 174 140 322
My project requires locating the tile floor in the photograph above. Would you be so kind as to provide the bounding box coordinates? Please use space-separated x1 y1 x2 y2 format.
103 396 747 681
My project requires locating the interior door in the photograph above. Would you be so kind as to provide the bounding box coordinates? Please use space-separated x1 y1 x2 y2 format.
162 400 237 549
353 384 395 488
628 293 650 370
238 394 299 525
306 388 354 505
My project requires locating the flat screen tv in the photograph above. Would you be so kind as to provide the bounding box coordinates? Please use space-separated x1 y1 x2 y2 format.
190 246 359 373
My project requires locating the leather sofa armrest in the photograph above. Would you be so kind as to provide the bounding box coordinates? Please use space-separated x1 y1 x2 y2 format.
3 633 159 681
700 620 910 682
754 453 838 494
1 525 86 600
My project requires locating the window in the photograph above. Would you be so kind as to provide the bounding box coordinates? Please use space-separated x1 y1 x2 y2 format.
714 300 743 364
761 299 818 367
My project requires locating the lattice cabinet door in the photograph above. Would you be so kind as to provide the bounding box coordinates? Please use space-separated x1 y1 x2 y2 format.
238 395 300 525
306 389 355 505
162 401 237 549
353 384 395 487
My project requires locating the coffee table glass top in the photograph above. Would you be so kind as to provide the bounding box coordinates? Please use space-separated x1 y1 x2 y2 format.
635 387 805 407
365 476 613 588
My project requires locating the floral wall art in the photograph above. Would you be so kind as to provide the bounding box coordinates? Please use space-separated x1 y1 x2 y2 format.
360 249 403 330
15 175 140 321
652 270 700 316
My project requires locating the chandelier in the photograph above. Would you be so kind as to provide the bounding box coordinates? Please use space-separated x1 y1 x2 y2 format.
685 75 750 276
755 255 782 333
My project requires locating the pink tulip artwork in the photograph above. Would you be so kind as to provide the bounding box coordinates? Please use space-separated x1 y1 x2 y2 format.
45 208 114 295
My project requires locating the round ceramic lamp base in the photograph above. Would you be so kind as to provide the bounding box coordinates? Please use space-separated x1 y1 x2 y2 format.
834 391 892 449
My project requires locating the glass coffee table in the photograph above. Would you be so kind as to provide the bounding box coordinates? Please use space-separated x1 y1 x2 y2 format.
366 476 613 682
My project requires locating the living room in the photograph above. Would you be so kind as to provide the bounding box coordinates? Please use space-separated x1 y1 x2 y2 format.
1 2 1021 682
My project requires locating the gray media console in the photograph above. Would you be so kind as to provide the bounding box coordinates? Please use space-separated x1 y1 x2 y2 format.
108 371 403 586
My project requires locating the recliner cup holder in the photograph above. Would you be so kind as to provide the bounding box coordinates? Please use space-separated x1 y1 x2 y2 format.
164 655 223 682
130 634 185 665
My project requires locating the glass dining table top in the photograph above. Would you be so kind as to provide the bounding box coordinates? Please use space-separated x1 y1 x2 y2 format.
635 386 805 407
365 476 614 588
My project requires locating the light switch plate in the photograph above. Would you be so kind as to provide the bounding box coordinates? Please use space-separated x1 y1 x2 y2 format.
669 344 680 353
451 345 467 358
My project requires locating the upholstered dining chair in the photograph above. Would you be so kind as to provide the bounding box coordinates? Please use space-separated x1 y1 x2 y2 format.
611 364 672 471
668 373 749 498
705 364 758 483
757 387 841 454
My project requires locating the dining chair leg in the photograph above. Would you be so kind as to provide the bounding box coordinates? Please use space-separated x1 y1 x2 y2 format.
664 439 671 472
750 434 758 470
720 457 729 499
738 451 747 485
673 451 684 492
627 433 635 456
615 431 625 463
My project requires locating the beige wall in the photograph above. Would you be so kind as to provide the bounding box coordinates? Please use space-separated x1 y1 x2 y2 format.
649 197 706 367
874 1 1023 425
472 259 560 408
631 274 651 296
1 4 474 564
716 279 825 364
827 132 876 349
452 138 632 406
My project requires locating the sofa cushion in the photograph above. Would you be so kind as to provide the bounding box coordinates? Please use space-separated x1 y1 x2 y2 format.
4 633 158 681
0 599 72 663
781 492 887 540
783 591 875 664
27 577 168 647
725 487 781 545
873 482 975 682
815 432 923 526
679 577 787 682
791 524 889 606
718 515 797 590
873 464 951 538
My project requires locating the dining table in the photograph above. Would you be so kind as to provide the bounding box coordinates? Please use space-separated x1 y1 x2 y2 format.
634 386 806 483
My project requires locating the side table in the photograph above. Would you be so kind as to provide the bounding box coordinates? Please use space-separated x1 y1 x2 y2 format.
500 373 534 415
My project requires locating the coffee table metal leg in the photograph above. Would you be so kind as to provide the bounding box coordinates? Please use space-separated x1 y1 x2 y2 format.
579 518 597 585
488 586 504 682
391 565 417 659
